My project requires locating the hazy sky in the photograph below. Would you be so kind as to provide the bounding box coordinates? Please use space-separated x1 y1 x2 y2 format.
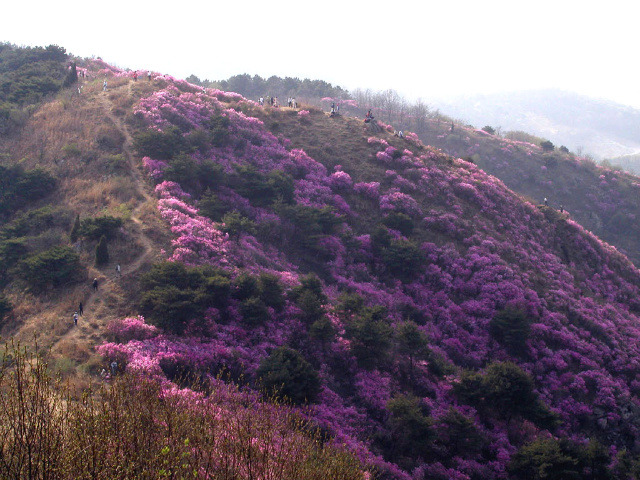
4 0 640 108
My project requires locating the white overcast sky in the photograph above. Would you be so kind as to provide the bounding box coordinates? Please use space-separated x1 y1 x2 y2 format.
3 0 640 107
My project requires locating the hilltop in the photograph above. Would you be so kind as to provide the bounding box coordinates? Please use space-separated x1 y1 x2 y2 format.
4 49 640 478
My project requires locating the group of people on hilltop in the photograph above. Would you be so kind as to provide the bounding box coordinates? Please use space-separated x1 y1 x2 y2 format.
259 96 278 107
258 96 298 109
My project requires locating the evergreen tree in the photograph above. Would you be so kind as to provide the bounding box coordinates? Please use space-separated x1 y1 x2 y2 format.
70 213 80 243
63 62 78 88
95 235 109 266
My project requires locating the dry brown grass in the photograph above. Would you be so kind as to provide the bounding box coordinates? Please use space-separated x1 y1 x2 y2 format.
0 74 168 381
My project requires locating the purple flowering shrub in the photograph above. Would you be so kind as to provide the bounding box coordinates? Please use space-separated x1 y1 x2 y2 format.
97 72 640 479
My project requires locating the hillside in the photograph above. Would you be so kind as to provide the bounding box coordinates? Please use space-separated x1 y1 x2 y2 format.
431 89 640 160
400 119 640 269
4 54 640 479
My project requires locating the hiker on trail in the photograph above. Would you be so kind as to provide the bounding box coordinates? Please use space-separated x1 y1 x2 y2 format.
73 312 78 326
544 197 548 206
147 71 151 81
116 264 121 277
364 109 374 123
259 97 264 106
103 79 107 91
560 205 564 213
450 121 454 132
100 368 107 379
398 130 404 138
133 71 138 81
78 302 83 316
292 97 297 108
110 361 118 376
92 278 98 291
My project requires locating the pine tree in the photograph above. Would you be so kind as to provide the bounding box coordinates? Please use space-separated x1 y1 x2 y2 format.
95 235 109 266
63 62 78 88
70 214 80 243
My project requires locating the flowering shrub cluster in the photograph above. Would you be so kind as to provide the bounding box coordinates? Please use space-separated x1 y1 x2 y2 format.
420 117 640 266
98 71 640 479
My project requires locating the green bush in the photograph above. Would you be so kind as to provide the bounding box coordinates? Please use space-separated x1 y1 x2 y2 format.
197 190 227 221
19 246 81 290
381 239 424 281
540 140 555 152
489 307 532 355
240 297 270 326
229 166 294 207
309 317 336 347
0 165 55 219
163 155 224 196
78 215 122 240
384 394 433 462
221 211 256 239
382 213 414 236
258 273 285 311
346 306 393 369
133 126 188 160
207 114 230 147
454 362 557 426
256 347 321 405
232 273 259 301
1 206 67 239
508 438 580 480
290 274 327 324
139 262 230 334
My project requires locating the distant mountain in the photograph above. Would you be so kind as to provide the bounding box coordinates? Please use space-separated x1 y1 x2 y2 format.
431 89 640 160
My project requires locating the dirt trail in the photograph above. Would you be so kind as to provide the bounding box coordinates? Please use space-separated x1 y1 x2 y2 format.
49 81 157 358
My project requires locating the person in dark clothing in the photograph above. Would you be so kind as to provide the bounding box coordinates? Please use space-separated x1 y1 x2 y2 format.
79 302 83 316
92 278 98 291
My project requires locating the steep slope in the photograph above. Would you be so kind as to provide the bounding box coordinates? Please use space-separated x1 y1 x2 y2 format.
85 72 640 478
408 119 640 269
6 55 640 478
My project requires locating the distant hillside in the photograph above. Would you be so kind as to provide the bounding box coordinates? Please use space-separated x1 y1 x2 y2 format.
609 152 640 174
431 89 640 160
412 119 640 267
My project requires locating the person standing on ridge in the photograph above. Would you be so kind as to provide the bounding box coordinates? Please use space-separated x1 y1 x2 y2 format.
92 277 98 291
